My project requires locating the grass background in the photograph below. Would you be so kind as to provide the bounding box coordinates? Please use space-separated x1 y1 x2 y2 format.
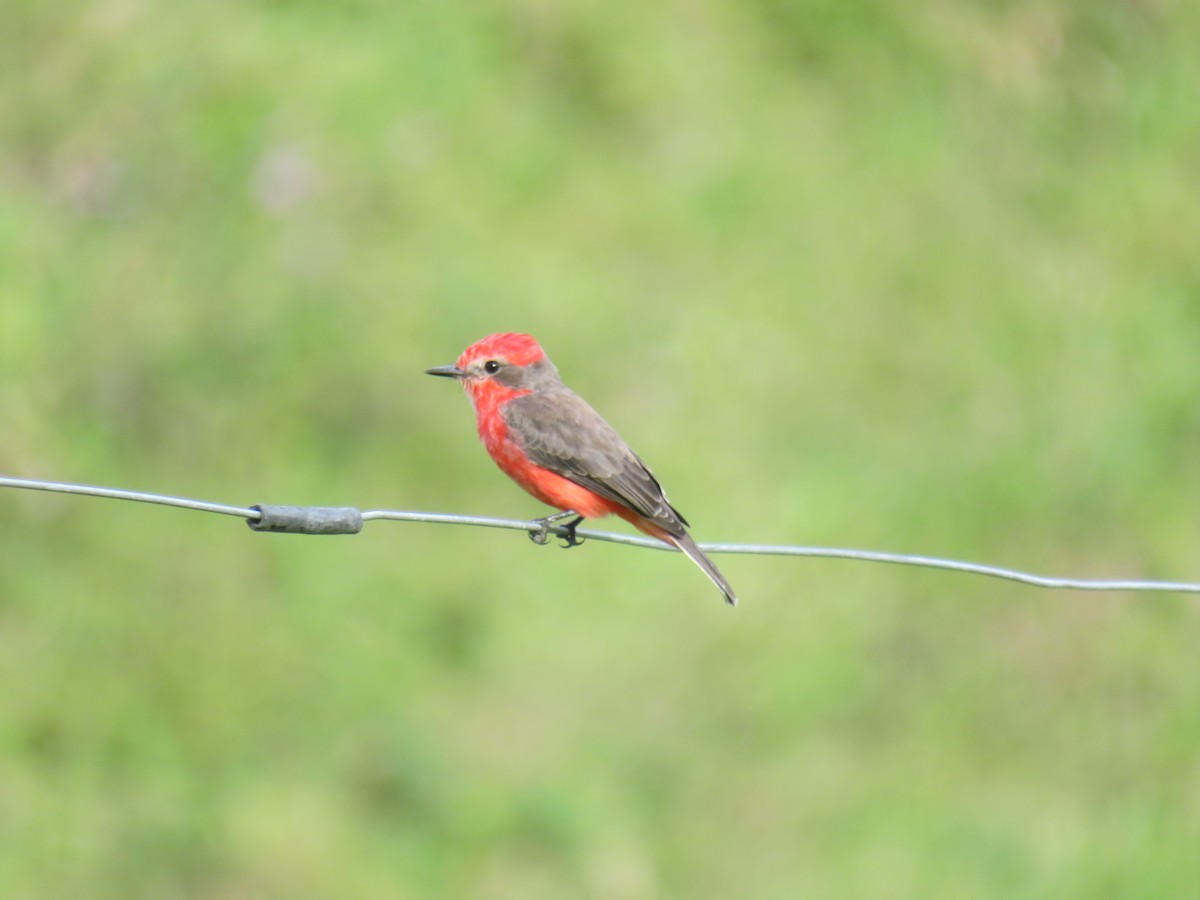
2 1 1198 897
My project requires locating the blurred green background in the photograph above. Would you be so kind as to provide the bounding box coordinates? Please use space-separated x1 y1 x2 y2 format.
2 1 1198 897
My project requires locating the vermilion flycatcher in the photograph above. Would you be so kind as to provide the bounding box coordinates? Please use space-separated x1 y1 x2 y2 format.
427 333 738 606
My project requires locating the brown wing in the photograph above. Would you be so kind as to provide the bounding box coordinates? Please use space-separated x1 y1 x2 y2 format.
502 389 689 535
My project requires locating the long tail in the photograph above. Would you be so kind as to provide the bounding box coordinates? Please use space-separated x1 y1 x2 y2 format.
616 509 739 606
666 531 739 607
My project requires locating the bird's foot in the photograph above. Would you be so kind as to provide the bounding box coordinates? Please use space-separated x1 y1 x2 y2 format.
557 515 586 548
528 510 581 547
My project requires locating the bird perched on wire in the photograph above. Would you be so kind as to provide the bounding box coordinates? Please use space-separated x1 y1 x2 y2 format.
426 332 737 606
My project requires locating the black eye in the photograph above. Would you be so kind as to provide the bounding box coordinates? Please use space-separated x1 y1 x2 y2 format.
483 360 501 374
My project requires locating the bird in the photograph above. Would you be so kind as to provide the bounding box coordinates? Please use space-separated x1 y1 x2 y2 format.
426 332 738 606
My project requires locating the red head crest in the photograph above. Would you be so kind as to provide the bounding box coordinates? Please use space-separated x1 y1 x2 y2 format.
457 333 546 370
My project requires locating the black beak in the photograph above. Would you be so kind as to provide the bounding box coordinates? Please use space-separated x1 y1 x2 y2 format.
425 364 466 379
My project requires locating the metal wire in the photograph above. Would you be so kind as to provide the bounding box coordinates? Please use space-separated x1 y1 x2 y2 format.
2 475 1197 593
0 476 258 519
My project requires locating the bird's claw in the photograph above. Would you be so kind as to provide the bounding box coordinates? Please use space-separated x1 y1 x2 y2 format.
528 512 584 548
557 516 585 548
